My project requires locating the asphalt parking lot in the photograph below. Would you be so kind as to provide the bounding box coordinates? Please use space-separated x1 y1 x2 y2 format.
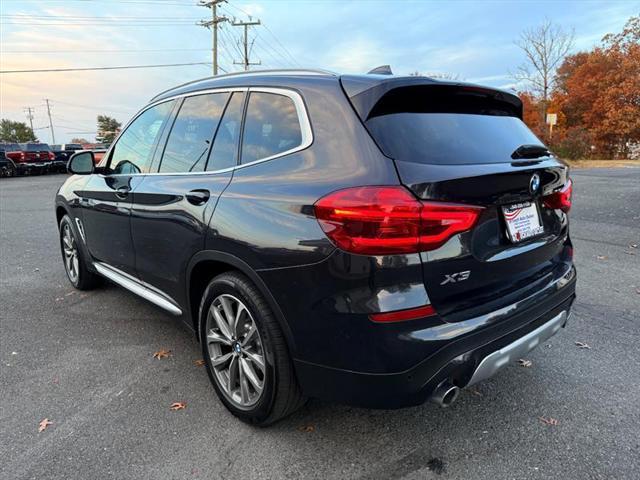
1 168 639 480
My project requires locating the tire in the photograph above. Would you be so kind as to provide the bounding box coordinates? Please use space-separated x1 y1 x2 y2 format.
199 272 305 426
59 215 100 290
2 163 16 177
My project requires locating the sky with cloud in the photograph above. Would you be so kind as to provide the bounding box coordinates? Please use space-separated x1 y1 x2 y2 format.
0 0 636 143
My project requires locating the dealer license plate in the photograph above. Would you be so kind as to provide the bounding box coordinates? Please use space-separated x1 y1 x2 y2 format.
502 202 544 242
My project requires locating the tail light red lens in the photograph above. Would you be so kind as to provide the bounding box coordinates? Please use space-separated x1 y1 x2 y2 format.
314 186 483 255
543 179 572 213
48 152 55 160
420 202 484 251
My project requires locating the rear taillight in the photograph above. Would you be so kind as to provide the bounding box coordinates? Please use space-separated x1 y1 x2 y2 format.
314 186 483 255
48 152 55 160
543 179 572 213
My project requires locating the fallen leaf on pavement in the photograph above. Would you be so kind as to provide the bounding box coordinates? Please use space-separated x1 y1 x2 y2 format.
636 288 640 295
194 359 205 367
467 388 483 397
38 418 53 432
596 255 607 260
298 424 315 433
630 243 638 249
153 349 172 359
575 341 591 349
539 416 559 426
517 359 533 367
170 402 186 411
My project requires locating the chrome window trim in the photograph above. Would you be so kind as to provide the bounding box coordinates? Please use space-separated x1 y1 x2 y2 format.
101 86 312 178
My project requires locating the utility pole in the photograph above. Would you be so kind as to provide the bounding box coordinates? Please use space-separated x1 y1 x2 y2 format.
24 107 35 131
232 18 261 71
44 99 55 144
198 0 228 76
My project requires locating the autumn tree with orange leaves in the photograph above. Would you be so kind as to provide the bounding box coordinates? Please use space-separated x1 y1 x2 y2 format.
518 16 639 159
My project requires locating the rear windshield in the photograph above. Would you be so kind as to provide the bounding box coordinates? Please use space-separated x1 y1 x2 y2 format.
66 144 82 150
0 144 20 152
365 86 545 165
21 143 52 152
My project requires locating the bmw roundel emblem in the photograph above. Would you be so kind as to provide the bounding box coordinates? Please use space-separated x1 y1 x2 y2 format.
529 173 541 194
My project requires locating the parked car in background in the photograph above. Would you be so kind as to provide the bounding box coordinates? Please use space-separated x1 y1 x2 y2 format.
0 150 17 177
92 145 108 164
55 69 576 425
50 144 84 172
80 143 110 164
5 143 55 175
0 144 20 177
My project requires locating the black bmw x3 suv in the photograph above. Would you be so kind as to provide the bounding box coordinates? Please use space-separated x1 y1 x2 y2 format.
56 69 576 425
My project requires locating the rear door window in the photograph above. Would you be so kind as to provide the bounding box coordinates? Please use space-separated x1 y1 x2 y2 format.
206 92 245 171
159 93 229 173
240 92 302 164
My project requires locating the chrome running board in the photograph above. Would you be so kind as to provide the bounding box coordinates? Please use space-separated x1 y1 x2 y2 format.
467 310 567 386
94 262 182 316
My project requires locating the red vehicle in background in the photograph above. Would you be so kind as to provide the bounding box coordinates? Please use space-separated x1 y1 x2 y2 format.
81 143 110 164
5 143 55 175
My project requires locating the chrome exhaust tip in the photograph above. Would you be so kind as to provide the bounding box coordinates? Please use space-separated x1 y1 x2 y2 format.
430 381 460 408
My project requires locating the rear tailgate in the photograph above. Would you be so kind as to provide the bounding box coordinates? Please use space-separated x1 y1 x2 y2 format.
344 78 573 320
395 159 571 319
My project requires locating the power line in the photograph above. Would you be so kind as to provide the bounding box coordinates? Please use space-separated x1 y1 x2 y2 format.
220 4 300 67
1 61 212 74
0 14 201 19
0 20 202 27
48 99 133 115
2 0 200 4
2 48 210 54
261 23 302 68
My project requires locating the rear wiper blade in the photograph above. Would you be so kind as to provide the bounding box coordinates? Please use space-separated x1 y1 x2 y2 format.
511 144 551 160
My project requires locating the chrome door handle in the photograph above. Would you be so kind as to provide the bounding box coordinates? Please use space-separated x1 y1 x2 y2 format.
186 189 210 206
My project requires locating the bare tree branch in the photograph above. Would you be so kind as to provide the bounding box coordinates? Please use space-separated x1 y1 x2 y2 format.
512 19 575 110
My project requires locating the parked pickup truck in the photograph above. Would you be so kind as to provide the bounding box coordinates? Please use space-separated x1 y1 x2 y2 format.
50 144 84 172
4 143 55 175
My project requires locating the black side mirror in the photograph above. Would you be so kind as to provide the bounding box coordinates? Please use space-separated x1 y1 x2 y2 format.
68 151 95 175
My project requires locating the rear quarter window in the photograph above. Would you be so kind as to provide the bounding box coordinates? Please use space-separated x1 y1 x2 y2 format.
241 92 303 164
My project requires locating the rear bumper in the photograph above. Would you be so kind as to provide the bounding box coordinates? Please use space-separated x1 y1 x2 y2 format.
16 162 50 171
294 271 576 409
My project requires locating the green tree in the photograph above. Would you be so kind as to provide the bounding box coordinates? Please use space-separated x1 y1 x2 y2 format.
96 115 122 144
0 119 37 143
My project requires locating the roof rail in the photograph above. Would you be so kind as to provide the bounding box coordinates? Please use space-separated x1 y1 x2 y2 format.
149 68 336 103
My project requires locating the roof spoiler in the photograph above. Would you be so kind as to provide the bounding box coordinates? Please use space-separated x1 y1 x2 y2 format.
340 75 523 121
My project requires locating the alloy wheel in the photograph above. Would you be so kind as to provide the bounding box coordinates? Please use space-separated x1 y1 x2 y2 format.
205 294 266 409
62 224 79 283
